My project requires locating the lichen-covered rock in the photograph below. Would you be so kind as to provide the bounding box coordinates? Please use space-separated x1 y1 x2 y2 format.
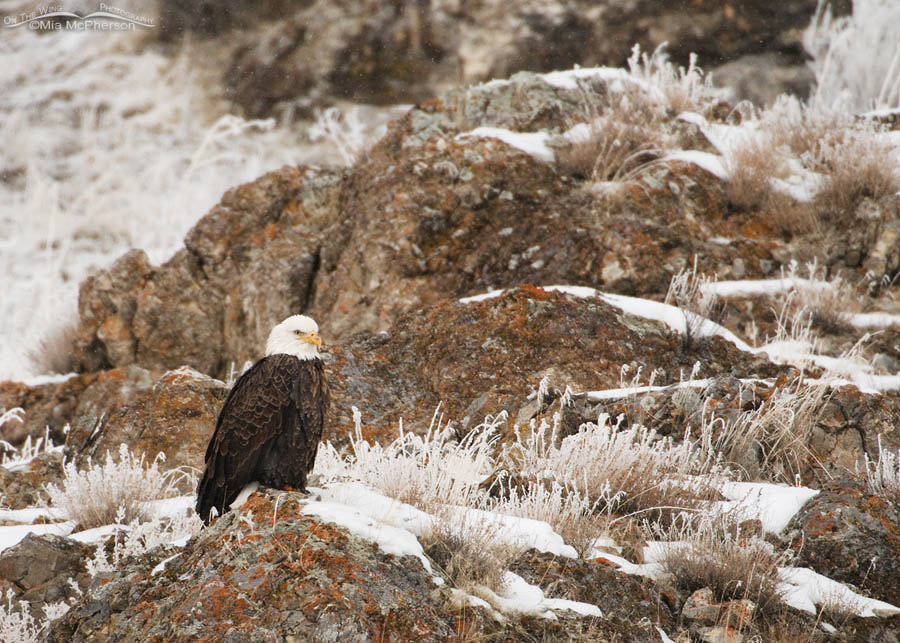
74 249 153 373
72 166 341 378
0 451 64 510
323 286 788 446
508 549 677 640
0 376 92 453
66 68 897 392
60 365 224 479
810 387 900 474
63 365 158 462
786 474 900 606
49 490 461 642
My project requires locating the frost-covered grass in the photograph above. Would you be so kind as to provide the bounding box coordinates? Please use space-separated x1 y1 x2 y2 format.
625 43 725 115
308 105 389 167
316 405 499 513
0 442 201 637
665 258 721 350
81 505 202 576
685 96 900 233
865 437 900 504
0 589 41 643
44 444 191 529
804 0 900 111
696 376 830 483
502 410 720 522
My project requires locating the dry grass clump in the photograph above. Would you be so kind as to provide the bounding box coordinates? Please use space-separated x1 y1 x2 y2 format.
44 443 189 530
556 86 668 185
555 45 720 188
25 319 79 375
85 508 203 576
777 260 865 334
723 135 792 212
697 376 830 483
626 43 725 115
763 95 841 160
658 514 790 618
798 276 863 334
316 407 499 514
484 474 606 558
763 95 900 221
810 127 900 218
421 508 513 592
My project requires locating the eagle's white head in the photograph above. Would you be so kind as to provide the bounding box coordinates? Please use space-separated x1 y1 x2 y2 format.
265 315 323 360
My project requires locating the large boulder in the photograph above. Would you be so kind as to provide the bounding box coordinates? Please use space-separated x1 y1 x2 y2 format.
58 366 223 478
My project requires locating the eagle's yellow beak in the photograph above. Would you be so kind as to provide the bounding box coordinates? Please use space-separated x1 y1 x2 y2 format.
298 332 323 349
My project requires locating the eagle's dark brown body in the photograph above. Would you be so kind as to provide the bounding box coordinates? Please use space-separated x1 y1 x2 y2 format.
195 353 329 524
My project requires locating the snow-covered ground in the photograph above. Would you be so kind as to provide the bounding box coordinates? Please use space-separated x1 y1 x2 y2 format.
3 475 895 631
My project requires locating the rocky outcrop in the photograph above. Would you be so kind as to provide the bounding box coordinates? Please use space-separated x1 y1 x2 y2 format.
3 41 900 643
45 488 684 642
63 72 774 382
326 287 787 446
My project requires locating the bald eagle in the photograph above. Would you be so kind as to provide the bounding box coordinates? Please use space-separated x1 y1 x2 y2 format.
195 315 329 524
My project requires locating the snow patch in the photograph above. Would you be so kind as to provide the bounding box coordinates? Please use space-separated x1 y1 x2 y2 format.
0 507 65 524
456 127 555 163
778 567 900 617
302 498 433 574
0 522 75 554
663 150 728 180
473 571 603 620
715 482 819 534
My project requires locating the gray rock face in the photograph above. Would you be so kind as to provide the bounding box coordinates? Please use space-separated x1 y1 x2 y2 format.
0 533 93 616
